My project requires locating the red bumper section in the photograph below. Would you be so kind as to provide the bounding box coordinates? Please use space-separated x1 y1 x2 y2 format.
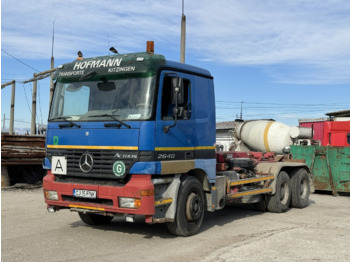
43 171 155 220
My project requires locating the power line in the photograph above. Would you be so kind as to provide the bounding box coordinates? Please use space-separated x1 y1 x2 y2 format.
1 49 40 72
2 117 32 124
2 73 27 76
21 82 32 114
218 100 339 106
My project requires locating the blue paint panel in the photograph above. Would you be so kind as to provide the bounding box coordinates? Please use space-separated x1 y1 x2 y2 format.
43 158 51 170
193 76 216 148
195 159 217 183
138 121 156 150
46 121 140 147
129 162 162 174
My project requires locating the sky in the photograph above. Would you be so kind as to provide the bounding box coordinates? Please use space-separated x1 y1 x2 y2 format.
1 0 350 133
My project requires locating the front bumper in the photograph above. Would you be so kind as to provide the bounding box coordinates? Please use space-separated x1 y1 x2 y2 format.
43 171 155 217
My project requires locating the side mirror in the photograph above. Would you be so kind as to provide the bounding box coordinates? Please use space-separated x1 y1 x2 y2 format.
171 77 184 105
163 77 184 133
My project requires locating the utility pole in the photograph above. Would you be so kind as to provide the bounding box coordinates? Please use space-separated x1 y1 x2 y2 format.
31 77 37 135
50 21 55 104
1 80 16 134
180 0 186 63
3 114 5 130
240 101 244 120
22 68 56 135
10 81 16 134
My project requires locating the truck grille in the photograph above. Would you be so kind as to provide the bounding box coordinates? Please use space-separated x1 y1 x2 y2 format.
47 149 138 179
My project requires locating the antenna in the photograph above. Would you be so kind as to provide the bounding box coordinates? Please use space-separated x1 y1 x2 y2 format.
49 21 55 104
107 33 110 55
180 0 186 63
51 21 55 58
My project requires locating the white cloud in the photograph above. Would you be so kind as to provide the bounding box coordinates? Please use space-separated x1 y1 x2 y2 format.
2 0 350 84
189 1 350 84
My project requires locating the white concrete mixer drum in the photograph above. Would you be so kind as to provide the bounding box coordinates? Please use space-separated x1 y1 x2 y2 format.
234 120 293 154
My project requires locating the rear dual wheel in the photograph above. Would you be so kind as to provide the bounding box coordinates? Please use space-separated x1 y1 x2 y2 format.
290 168 310 208
266 171 291 213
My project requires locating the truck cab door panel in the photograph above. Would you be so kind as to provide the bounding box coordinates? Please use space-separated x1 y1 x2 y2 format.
155 71 196 161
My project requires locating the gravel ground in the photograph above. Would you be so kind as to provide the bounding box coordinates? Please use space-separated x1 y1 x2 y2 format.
1 188 350 262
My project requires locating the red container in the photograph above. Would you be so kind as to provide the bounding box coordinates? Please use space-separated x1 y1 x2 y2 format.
300 120 350 146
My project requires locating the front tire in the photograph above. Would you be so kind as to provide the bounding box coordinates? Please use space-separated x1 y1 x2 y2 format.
290 168 310 208
267 171 291 213
167 176 205 236
78 212 113 225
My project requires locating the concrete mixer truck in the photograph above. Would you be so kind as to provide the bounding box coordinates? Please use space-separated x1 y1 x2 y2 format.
43 42 313 236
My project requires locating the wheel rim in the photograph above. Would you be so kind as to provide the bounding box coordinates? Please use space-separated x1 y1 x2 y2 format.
300 177 308 198
186 192 203 222
280 182 289 205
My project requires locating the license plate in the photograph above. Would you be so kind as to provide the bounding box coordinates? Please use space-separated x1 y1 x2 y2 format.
73 189 97 199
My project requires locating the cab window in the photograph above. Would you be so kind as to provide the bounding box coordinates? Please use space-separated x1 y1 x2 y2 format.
161 77 191 120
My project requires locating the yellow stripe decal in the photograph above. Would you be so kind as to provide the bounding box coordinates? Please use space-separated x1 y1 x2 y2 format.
229 176 275 186
154 198 173 206
69 204 105 211
263 121 274 152
48 145 213 151
227 188 273 199
47 145 138 150
155 146 215 151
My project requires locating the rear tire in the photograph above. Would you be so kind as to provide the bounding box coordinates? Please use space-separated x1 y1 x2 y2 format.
290 168 310 208
255 195 268 212
166 176 205 237
266 171 291 213
78 212 113 225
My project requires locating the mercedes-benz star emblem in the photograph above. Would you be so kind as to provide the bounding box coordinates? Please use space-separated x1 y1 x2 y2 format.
79 154 94 173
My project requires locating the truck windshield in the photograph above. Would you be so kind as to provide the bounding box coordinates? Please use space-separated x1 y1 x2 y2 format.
49 76 155 121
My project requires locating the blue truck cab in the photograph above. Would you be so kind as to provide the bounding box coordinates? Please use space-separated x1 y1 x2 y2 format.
43 45 216 236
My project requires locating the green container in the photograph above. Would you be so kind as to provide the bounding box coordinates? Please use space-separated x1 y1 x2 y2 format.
291 145 350 195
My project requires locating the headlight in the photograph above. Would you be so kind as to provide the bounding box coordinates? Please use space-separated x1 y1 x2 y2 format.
119 197 141 209
44 190 58 201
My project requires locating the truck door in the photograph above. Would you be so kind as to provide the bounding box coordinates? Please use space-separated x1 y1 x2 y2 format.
155 71 196 168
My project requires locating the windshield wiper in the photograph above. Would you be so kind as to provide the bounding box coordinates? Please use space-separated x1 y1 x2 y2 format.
50 116 81 128
88 114 131 129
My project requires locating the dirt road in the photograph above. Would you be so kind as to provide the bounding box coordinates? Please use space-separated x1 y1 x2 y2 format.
1 188 350 262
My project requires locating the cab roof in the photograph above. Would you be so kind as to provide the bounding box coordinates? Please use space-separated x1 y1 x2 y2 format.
54 52 212 82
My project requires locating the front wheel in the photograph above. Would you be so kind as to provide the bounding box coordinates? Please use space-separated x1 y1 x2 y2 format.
290 168 310 208
266 171 291 213
166 176 205 237
78 212 113 225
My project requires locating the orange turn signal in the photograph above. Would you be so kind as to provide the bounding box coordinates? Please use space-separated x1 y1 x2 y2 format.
135 199 141 209
141 189 154 196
